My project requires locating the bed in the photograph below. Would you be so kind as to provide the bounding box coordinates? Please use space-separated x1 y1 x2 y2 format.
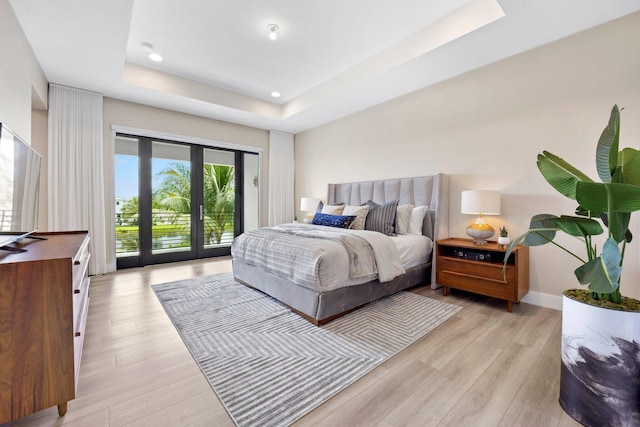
231 174 449 325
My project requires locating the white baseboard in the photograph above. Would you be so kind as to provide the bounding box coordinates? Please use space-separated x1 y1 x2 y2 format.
521 291 563 311
433 283 563 311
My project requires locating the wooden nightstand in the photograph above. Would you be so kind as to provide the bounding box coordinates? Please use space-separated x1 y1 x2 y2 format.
436 238 529 312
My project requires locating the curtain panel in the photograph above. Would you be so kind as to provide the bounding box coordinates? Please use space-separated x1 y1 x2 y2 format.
268 131 294 226
48 84 107 275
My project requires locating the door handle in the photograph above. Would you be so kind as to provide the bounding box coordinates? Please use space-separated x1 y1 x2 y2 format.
200 205 204 221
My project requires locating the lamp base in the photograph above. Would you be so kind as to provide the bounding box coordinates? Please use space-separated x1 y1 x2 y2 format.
466 221 495 245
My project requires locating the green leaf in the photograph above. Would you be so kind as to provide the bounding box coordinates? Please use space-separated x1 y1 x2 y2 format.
574 205 589 217
502 233 527 278
609 211 632 243
576 182 640 242
522 214 560 245
596 104 620 183
576 182 640 213
620 148 640 186
555 215 603 237
537 152 593 200
574 238 621 293
512 214 602 248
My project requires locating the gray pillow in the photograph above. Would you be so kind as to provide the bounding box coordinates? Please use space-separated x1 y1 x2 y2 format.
363 199 399 235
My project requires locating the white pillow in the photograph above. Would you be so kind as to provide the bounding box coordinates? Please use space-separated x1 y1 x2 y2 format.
395 204 414 235
342 205 369 230
321 204 345 215
408 205 429 235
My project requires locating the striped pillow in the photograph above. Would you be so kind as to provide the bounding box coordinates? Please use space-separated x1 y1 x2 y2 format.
364 199 399 235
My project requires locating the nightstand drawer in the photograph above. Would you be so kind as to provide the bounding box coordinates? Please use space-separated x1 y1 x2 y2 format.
438 269 514 300
438 257 515 282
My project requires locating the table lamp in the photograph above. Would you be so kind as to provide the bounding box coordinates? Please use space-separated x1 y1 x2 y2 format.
461 190 500 245
300 197 321 223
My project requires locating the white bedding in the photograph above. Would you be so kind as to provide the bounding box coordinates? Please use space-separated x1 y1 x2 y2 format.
393 234 433 269
231 224 433 293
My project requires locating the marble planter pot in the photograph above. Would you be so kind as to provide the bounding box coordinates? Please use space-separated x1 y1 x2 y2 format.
560 294 640 427
497 236 510 248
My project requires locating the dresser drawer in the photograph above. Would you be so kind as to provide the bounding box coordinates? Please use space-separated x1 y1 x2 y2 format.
72 245 90 293
73 286 89 387
72 276 90 332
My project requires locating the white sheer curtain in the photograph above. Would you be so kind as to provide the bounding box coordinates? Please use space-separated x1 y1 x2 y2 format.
268 130 295 226
48 84 107 275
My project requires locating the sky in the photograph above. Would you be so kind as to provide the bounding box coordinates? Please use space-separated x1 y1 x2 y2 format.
115 155 179 200
115 154 138 200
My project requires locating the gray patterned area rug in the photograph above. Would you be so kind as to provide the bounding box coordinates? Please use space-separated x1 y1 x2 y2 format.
152 272 461 427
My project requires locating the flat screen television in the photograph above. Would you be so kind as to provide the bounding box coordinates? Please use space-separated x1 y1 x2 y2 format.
0 123 42 249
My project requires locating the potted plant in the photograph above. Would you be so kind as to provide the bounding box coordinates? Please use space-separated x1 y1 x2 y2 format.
504 104 640 427
497 226 510 248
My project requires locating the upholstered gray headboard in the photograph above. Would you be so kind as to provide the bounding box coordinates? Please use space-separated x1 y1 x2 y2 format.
327 174 449 289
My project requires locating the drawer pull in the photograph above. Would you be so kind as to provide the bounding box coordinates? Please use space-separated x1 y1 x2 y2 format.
74 289 80 294
75 332 81 337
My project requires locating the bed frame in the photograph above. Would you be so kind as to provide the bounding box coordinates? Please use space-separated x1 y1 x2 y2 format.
232 174 449 325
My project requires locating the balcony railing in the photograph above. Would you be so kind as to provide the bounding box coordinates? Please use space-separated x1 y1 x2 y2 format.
115 210 234 256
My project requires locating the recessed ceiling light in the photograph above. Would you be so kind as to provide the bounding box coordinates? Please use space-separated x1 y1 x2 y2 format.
267 24 279 41
271 91 281 98
141 42 163 62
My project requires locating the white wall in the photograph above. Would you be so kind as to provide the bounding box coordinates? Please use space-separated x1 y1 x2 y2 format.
0 0 47 140
295 12 640 306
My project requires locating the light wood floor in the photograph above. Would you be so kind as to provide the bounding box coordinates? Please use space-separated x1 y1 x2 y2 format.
7 257 581 427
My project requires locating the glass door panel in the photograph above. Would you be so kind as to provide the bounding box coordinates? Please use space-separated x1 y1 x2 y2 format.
114 136 140 258
201 148 235 250
151 141 192 255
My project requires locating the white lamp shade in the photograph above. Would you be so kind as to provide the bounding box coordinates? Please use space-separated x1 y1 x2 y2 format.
461 190 501 215
300 197 320 212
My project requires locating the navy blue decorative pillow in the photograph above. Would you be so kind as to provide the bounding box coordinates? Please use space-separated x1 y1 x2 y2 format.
311 213 357 229
363 199 399 235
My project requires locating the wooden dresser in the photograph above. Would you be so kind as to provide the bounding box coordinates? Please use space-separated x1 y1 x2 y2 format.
436 237 529 312
0 231 91 423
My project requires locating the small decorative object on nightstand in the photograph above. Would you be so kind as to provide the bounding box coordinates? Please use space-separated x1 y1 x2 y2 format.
497 226 510 248
436 237 529 312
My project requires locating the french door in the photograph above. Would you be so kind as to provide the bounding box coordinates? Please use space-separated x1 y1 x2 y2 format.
115 134 259 269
